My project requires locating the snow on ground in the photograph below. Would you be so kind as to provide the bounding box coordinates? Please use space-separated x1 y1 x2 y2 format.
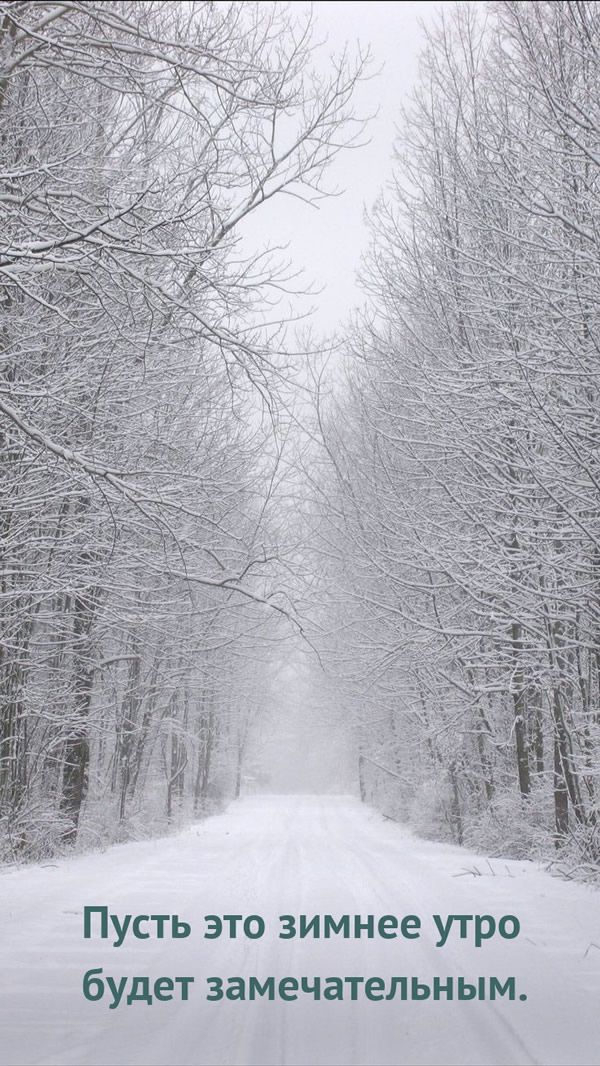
0 795 599 1066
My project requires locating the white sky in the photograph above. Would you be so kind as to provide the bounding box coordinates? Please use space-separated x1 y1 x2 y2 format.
239 1 454 337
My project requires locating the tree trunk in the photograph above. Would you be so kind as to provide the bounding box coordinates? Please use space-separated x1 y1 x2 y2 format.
61 593 95 842
511 622 530 797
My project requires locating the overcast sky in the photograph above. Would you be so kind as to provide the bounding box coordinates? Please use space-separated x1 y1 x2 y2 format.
239 1 453 337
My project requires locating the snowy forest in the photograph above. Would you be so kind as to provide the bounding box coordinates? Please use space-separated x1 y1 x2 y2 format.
1 0 600 877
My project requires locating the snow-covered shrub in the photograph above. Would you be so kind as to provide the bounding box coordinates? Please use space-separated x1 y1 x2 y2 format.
463 788 554 861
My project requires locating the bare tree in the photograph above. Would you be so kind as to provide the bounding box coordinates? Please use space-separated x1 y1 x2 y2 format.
0 0 366 854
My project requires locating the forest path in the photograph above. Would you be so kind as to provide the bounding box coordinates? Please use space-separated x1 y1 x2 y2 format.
1 795 599 1066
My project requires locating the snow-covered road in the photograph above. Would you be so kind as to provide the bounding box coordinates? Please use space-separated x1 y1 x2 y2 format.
1 795 599 1066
